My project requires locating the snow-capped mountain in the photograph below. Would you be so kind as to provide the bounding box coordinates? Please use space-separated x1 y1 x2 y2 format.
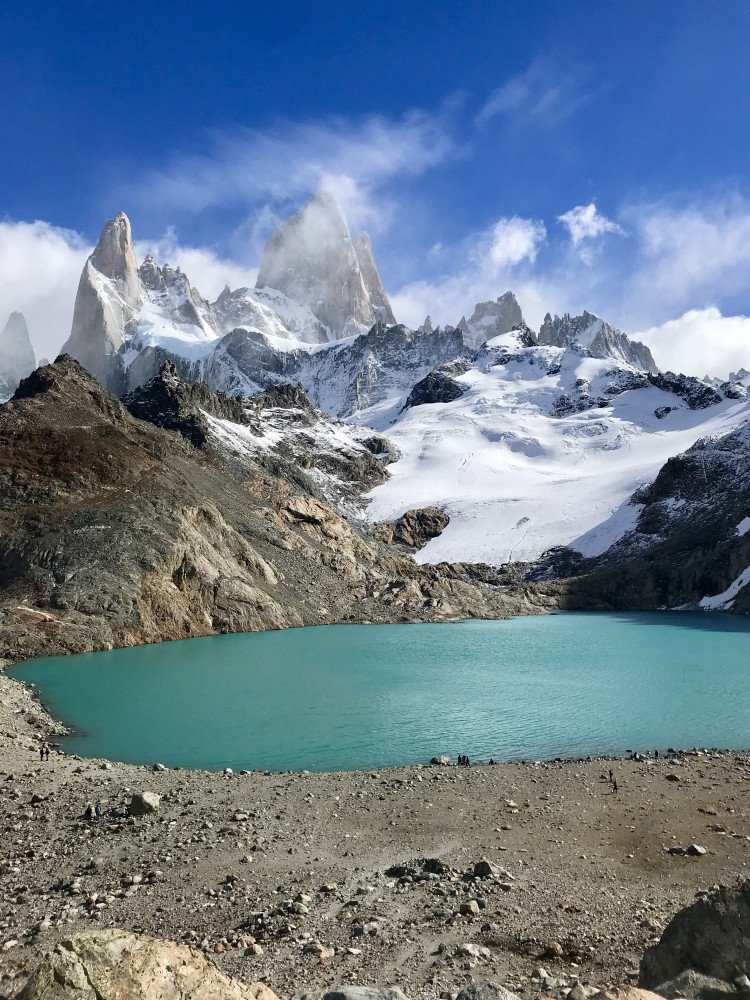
538 310 658 372
361 329 750 566
547 415 750 613
50 191 750 609
60 194 399 394
0 312 36 402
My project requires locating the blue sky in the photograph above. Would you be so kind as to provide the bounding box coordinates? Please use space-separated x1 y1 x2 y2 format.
3 1 750 373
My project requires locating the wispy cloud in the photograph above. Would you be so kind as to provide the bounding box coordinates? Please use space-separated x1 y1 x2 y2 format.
623 195 750 316
476 60 589 127
132 111 455 240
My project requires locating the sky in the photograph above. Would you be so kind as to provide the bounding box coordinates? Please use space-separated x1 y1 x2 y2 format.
2 1 750 376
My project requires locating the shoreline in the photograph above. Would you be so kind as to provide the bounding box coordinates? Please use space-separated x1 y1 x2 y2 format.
1 664 750 1000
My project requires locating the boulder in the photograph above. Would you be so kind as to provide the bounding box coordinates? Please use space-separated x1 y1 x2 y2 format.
647 970 735 1000
403 370 466 409
431 756 451 766
376 507 450 550
609 990 667 1000
14 927 280 1000
474 860 502 878
640 881 750 987
322 990 410 1000
455 983 522 1000
128 792 160 816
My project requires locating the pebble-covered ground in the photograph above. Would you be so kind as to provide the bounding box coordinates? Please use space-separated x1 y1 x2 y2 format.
0 669 748 1000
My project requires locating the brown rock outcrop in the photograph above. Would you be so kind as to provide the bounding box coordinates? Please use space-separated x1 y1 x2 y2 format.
15 928 280 1000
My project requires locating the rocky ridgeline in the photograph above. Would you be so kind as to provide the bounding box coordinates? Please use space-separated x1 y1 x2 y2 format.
541 416 750 612
0 355 555 663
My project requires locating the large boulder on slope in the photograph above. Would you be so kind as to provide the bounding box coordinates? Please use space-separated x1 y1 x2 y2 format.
640 881 750 987
15 928 280 1000
403 370 466 408
376 507 450 550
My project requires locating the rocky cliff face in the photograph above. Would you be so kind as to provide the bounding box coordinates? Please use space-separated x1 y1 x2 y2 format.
0 312 36 402
538 311 658 373
202 321 467 418
463 292 525 348
0 357 552 663
535 418 750 613
61 212 142 392
255 190 395 338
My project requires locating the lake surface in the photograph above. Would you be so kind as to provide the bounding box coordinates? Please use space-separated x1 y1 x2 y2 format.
11 612 750 772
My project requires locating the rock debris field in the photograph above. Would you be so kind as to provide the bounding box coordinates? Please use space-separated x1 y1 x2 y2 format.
0 669 749 1000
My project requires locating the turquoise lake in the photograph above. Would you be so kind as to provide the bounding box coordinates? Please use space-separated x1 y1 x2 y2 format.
11 612 750 772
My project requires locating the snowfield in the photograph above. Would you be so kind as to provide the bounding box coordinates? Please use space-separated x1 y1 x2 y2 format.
361 333 750 565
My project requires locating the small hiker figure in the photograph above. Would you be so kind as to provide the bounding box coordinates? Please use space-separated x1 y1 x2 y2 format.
654 749 659 759
95 802 102 822
465 756 471 767
44 746 50 761
84 803 93 822
608 768 613 783
39 745 45 762
613 779 618 794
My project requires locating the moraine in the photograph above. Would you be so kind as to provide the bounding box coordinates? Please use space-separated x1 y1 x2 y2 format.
11 612 750 773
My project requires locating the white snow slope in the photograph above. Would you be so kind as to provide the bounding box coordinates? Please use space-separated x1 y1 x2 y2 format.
362 333 750 566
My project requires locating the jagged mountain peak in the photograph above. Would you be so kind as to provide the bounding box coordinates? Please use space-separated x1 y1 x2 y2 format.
255 190 395 338
90 211 140 295
538 309 658 374
0 311 36 402
463 291 526 348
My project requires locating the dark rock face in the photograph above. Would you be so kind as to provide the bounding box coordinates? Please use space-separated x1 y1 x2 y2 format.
648 372 723 409
376 507 450 549
123 361 249 447
246 381 315 415
207 322 467 418
463 293 526 348
640 881 750 987
0 357 547 663
541 419 750 613
403 371 466 409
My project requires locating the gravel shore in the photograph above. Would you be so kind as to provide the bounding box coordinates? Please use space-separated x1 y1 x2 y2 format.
1 668 748 1000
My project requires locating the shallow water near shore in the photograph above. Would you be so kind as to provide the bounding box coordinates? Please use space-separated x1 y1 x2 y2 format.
12 611 750 771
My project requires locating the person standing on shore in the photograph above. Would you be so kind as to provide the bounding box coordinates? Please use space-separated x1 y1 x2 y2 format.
39 745 45 762
613 779 618 794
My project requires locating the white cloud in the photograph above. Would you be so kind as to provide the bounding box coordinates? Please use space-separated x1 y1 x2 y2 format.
133 231 258 300
623 196 750 319
557 203 624 246
635 308 750 380
484 216 547 268
0 221 90 362
391 214 555 329
133 111 453 237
